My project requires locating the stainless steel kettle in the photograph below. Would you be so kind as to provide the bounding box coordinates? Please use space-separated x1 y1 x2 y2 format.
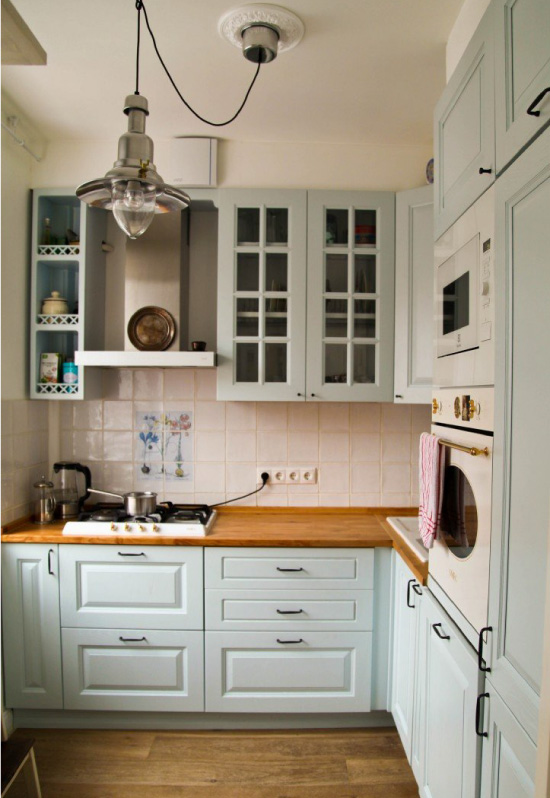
52 461 92 519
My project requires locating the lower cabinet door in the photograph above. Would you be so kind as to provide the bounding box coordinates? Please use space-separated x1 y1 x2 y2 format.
416 591 482 798
479 679 536 798
62 628 204 711
205 631 371 713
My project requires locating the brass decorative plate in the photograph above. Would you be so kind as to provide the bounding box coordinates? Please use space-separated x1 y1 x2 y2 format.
127 306 176 351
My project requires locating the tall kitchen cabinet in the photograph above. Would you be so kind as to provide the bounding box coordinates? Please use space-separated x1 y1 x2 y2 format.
217 189 395 402
30 188 106 400
485 124 550 771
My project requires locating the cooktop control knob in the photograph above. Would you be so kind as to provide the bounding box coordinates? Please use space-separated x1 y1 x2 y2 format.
124 522 131 532
110 522 117 532
138 524 145 532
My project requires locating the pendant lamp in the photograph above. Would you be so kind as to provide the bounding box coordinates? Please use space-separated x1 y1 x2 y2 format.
76 2 304 239
76 93 189 239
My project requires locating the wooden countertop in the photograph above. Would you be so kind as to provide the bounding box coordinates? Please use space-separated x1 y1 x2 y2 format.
1 507 427 583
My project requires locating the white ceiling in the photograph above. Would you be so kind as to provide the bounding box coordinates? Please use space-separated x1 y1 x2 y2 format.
2 0 463 147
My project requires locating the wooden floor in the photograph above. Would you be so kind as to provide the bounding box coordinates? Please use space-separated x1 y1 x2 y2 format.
9 727 420 797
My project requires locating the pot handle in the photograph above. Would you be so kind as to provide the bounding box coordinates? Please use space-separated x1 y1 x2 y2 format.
75 463 92 507
87 487 124 502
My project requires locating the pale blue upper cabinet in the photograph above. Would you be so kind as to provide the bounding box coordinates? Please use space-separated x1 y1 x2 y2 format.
217 189 308 401
490 127 550 743
217 189 395 402
433 3 495 239
393 185 433 404
495 0 550 173
306 190 395 402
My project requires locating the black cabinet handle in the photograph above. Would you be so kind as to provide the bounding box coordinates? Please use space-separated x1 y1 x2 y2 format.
47 549 54 575
479 167 493 174
412 583 423 596
117 552 146 557
276 609 304 614
527 87 550 117
475 692 489 737
407 578 416 608
277 638 304 644
310 393 317 398
432 623 450 640
276 567 304 572
478 626 492 673
395 394 404 399
297 393 303 397
119 636 147 643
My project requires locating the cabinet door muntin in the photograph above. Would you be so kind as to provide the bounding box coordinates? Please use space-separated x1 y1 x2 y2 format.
322 205 380 386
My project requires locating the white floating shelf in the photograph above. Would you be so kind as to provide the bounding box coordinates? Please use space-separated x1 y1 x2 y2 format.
75 351 217 368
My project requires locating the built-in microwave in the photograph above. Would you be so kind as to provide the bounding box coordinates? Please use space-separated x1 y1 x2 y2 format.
433 186 495 388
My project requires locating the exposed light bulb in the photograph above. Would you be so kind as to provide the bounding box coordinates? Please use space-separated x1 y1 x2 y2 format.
112 180 156 239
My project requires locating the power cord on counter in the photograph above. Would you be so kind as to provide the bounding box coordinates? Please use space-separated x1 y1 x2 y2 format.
208 472 269 509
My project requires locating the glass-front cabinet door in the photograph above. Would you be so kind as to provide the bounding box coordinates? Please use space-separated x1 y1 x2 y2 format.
217 190 307 400
306 190 395 401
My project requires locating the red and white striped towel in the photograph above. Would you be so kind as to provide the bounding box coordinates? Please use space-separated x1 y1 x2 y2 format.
418 432 445 549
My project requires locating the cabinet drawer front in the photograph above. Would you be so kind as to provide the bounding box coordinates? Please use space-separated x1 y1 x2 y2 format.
205 631 371 713
205 589 373 631
62 628 204 711
60 545 203 629
205 548 373 589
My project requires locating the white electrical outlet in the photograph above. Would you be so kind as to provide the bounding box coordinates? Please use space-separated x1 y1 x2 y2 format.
258 466 317 485
300 467 318 484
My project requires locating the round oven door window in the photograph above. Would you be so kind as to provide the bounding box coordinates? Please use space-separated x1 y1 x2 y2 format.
439 465 478 559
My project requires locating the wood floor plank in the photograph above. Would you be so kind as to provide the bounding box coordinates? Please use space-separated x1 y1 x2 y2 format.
35 757 349 786
346 757 418 785
148 729 405 761
11 728 155 760
41 785 420 798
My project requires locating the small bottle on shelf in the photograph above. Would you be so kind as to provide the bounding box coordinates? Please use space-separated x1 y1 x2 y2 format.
41 218 51 245
62 357 78 389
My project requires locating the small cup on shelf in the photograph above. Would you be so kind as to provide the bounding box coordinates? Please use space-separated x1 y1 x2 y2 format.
191 341 207 351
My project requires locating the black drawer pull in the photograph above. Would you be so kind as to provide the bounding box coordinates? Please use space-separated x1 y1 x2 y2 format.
479 167 493 174
276 609 304 615
527 87 550 117
432 623 450 640
412 583 423 596
119 636 147 643
478 626 492 673
475 692 489 737
48 548 55 575
117 552 146 557
276 638 304 644
276 567 304 572
406 578 416 608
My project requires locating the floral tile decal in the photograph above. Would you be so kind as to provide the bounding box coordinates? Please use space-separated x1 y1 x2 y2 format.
135 411 193 482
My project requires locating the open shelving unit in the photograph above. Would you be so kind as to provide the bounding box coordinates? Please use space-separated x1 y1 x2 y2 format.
30 188 106 400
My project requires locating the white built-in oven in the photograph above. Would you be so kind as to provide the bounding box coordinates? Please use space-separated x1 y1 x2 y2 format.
434 186 495 388
429 386 493 648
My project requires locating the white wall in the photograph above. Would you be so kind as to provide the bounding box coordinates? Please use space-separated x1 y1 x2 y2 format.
31 137 432 193
446 0 492 80
1 116 34 400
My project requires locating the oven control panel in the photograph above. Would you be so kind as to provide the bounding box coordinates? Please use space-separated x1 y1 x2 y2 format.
432 386 494 432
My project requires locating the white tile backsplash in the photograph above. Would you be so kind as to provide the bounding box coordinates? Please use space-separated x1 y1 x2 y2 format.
1 371 430 522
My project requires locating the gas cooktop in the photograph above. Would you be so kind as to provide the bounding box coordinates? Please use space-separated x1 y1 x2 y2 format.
62 503 217 537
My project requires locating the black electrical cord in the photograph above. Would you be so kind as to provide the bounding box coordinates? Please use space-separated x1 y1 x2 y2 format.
209 473 269 509
134 0 262 126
